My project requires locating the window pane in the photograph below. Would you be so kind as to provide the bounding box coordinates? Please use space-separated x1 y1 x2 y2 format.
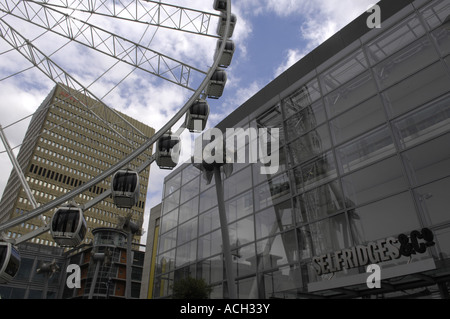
393 94 450 149
298 180 345 223
225 190 254 223
293 151 338 190
287 124 331 156
162 190 179 215
159 229 177 253
415 177 450 225
198 229 222 259
197 256 223 285
374 36 439 90
256 231 298 270
253 147 288 186
224 166 252 200
180 177 199 204
382 61 450 118
160 208 178 234
336 126 395 173
366 14 425 64
179 197 199 224
285 100 326 141
164 173 181 197
420 0 450 30
177 218 198 245
330 95 386 145
342 156 408 206
320 49 368 94
175 240 197 268
199 207 220 236
402 133 450 185
262 265 304 299
255 201 293 240
325 71 377 117
199 187 217 213
229 215 255 247
431 22 450 56
254 173 290 211
181 165 200 184
350 192 420 243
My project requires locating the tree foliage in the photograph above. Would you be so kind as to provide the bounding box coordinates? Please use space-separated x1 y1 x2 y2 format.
172 277 212 299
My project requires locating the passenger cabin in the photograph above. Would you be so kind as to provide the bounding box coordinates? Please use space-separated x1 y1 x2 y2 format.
0 242 21 284
206 69 227 99
156 133 181 170
51 205 87 247
185 99 210 132
111 169 140 208
214 40 235 68
217 13 236 38
213 0 227 12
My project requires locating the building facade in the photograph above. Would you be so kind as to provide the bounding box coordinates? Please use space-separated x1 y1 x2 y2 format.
0 84 155 246
153 0 450 299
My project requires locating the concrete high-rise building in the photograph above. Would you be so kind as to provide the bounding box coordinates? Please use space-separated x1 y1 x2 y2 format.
0 84 155 246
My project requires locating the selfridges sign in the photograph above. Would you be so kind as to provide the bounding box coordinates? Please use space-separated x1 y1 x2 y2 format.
312 228 435 276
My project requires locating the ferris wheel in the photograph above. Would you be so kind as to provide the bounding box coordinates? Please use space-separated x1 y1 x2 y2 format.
0 0 235 283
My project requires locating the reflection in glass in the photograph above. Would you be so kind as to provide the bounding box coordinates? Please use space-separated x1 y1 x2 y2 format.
229 215 255 247
180 177 199 204
431 23 450 56
325 71 377 117
164 173 181 198
224 166 252 200
160 208 178 234
366 14 425 65
402 133 450 186
330 95 385 145
374 36 438 90
255 231 298 271
293 151 337 190
415 177 450 225
162 190 179 215
420 0 450 30
175 240 197 268
177 218 198 245
320 49 368 94
179 197 199 224
255 173 290 211
260 265 304 299
159 229 177 254
198 229 222 259
393 95 450 149
337 126 395 173
382 61 450 118
342 156 408 206
197 255 223 285
255 201 293 240
199 207 220 236
199 187 217 213
350 192 419 243
225 191 253 223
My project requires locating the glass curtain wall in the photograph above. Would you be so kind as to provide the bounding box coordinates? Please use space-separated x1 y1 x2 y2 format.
154 0 450 299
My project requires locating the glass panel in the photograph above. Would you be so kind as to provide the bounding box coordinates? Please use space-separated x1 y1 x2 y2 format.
156 249 175 275
433 227 450 258
198 207 220 236
431 23 450 56
298 180 345 223
420 0 450 30
225 190 253 223
256 104 285 146
330 95 386 145
415 177 450 225
234 243 256 278
342 156 408 207
293 151 338 191
402 133 450 185
350 192 420 244
393 94 450 149
197 256 223 285
177 218 198 245
300 213 351 256
287 124 331 156
256 231 298 270
255 201 294 240
179 197 199 224
162 190 179 215
324 71 377 117
254 173 290 211
158 229 177 253
374 36 439 90
283 80 323 120
181 165 200 184
198 229 222 259
15 257 33 281
320 49 368 94
175 240 197 268
253 147 288 186
336 126 395 174
261 265 304 299
285 101 326 141
180 177 199 204
199 187 217 213
382 61 450 118
366 14 425 64
224 166 252 200
229 215 255 247
237 277 256 299
164 173 181 197
160 208 178 234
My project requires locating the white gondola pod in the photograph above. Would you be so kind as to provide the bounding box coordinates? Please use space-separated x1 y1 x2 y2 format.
206 68 227 99
51 204 87 247
185 99 210 132
156 133 181 170
0 242 21 284
111 169 140 208
216 12 237 38
214 39 235 68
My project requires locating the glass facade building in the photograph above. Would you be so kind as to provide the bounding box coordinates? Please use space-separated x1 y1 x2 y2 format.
153 0 450 299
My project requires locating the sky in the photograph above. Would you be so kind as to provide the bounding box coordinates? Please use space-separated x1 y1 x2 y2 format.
0 0 378 244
